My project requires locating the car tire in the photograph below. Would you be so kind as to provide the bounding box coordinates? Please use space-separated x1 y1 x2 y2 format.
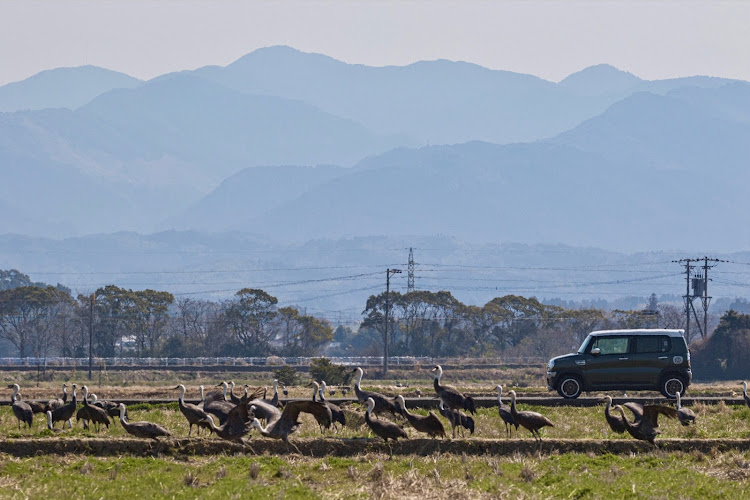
659 374 686 398
557 375 583 399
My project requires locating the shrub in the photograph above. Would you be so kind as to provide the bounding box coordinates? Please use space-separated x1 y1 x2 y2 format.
273 366 300 386
309 357 352 386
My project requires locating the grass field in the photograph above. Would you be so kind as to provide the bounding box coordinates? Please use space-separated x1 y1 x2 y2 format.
3 369 750 498
4 396 750 441
2 450 750 499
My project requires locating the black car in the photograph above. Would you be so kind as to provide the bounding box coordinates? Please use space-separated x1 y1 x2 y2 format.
546 329 692 399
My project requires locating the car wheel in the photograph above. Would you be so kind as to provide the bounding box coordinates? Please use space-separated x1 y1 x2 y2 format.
660 375 686 398
557 375 583 399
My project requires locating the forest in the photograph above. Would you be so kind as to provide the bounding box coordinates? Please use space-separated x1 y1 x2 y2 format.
0 268 695 361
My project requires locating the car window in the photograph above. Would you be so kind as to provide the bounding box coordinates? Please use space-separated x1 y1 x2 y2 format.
590 336 630 355
635 335 671 353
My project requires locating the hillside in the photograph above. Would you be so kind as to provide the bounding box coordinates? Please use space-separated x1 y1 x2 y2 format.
0 65 142 112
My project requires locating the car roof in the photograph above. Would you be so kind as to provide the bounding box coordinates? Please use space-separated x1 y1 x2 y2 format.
588 329 685 338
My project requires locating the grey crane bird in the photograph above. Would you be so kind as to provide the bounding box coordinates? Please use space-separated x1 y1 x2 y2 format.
309 381 333 432
203 381 229 406
432 365 476 414
616 404 678 445
496 385 518 436
248 398 283 425
203 382 236 425
17 394 47 415
743 382 750 409
200 395 254 442
118 403 171 440
508 390 554 441
228 381 243 405
197 385 206 409
46 410 64 433
176 384 212 436
50 383 77 429
250 399 333 453
364 397 407 442
438 400 474 438
90 393 123 419
45 383 68 413
9 384 33 430
261 379 281 407
351 367 400 418
601 396 645 434
319 380 346 430
77 385 110 431
675 392 696 426
395 395 445 438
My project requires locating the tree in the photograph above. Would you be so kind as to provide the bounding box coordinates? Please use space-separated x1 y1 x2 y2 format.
691 310 750 379
480 295 546 351
564 308 607 348
274 307 334 356
273 365 300 386
298 315 333 354
333 325 353 343
657 303 685 330
309 357 352 386
165 297 224 357
89 285 138 357
276 307 304 355
224 288 278 356
0 270 35 290
131 289 174 356
0 286 72 357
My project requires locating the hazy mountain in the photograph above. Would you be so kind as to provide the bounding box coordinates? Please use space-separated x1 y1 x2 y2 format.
0 65 142 112
190 46 743 145
79 73 407 179
2 48 748 247
558 64 642 96
550 83 750 172
173 83 750 252
166 164 348 231
193 45 587 144
0 74 408 235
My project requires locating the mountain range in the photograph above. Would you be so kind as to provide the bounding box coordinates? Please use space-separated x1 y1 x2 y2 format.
1 46 748 255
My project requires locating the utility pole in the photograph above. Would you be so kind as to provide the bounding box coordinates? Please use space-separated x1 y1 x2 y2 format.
407 248 415 293
88 293 95 381
384 268 401 374
674 257 722 341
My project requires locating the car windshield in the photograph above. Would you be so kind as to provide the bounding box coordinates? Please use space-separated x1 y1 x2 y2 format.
577 334 592 354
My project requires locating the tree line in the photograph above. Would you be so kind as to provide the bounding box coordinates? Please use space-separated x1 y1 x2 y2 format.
0 269 694 360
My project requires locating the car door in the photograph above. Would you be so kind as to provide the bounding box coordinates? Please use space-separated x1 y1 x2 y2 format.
583 335 635 388
629 335 672 386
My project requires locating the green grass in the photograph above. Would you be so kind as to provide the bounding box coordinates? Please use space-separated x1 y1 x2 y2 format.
1 451 750 499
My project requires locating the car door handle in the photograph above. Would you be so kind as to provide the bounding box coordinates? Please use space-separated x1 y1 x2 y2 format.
619 357 628 360
658 356 668 359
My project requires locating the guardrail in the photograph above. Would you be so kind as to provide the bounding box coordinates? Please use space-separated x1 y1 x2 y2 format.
0 355 546 368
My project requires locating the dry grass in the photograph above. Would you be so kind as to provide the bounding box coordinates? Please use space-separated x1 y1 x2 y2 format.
3 450 750 499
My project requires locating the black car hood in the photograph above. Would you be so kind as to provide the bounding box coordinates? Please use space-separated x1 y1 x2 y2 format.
550 353 580 364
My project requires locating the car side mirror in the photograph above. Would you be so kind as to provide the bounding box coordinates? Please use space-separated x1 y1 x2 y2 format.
591 347 601 356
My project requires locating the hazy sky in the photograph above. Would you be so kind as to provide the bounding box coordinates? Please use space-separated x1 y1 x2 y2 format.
1 0 749 86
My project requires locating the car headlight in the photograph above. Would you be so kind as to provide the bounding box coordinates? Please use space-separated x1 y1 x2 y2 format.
547 359 555 371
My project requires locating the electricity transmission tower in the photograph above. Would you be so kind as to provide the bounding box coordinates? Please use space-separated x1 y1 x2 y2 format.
673 257 722 341
407 247 415 293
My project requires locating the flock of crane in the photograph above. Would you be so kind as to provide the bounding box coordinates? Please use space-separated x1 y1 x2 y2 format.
8 365 749 450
